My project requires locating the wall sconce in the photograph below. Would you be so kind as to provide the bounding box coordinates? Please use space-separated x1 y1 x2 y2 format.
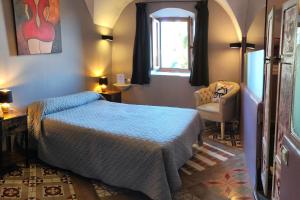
246 43 256 50
101 35 114 42
99 76 108 92
229 42 256 50
0 89 13 113
229 43 242 49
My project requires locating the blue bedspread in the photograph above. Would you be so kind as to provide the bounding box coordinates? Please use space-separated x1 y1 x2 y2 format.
28 91 203 200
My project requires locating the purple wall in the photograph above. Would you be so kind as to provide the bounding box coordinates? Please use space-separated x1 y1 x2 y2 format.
241 85 263 189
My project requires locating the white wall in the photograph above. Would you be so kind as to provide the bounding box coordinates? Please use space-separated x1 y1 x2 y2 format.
243 0 265 34
84 0 94 18
247 7 266 50
0 0 111 109
112 0 240 108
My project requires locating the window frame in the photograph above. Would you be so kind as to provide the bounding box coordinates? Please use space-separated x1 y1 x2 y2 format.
151 16 194 73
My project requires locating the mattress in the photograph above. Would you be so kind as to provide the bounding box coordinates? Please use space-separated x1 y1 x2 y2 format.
28 92 203 200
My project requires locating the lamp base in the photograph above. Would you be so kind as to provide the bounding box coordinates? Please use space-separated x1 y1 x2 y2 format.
101 85 108 93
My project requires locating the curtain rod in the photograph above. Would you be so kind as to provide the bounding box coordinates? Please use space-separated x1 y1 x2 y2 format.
137 0 206 4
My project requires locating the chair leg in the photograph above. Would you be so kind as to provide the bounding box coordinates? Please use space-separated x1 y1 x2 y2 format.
221 122 225 139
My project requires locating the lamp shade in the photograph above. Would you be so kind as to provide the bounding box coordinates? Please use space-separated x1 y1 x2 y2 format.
0 89 13 103
99 76 108 85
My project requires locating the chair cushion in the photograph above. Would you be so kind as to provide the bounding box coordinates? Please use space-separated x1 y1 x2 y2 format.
197 103 219 113
197 103 222 122
212 82 233 103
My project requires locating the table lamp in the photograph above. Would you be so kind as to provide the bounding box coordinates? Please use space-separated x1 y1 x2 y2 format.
0 89 13 113
99 76 108 92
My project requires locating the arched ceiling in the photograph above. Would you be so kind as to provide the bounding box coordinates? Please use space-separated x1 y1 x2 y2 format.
93 0 133 28
215 0 243 40
85 0 266 40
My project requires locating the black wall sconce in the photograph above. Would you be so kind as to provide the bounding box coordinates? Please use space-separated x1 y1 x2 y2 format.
246 43 256 50
229 42 242 49
229 42 256 50
101 35 114 42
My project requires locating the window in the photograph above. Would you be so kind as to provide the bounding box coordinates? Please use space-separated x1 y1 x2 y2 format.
151 16 194 73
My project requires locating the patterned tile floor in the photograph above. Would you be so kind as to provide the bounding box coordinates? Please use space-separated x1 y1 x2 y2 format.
0 163 77 200
202 122 243 149
0 138 253 200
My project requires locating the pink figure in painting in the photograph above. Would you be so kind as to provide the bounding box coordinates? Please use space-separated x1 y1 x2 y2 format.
22 0 55 54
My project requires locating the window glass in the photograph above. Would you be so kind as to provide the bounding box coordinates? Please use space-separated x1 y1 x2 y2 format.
160 21 189 69
245 50 265 101
292 45 300 139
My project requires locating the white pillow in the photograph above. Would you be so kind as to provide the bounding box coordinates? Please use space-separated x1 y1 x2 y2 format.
212 83 233 103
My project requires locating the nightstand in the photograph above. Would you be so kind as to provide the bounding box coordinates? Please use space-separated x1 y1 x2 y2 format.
100 90 122 103
0 111 28 175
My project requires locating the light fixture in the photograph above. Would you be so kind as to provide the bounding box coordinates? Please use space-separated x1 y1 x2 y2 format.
229 42 256 50
230 42 242 49
101 35 113 42
99 76 108 92
246 43 256 50
0 89 13 113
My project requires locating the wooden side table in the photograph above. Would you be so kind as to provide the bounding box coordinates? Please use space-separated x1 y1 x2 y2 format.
100 90 122 103
0 111 28 175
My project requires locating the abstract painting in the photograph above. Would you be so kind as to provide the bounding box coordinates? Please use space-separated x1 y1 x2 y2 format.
12 0 62 55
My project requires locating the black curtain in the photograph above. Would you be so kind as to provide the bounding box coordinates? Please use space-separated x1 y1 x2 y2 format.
131 3 151 85
190 0 209 86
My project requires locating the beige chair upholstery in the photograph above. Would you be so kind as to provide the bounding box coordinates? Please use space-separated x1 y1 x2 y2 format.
194 81 240 139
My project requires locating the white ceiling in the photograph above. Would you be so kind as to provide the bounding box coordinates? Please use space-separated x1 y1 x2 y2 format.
84 0 266 38
85 0 133 28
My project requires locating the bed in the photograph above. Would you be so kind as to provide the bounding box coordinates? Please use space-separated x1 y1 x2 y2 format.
28 91 203 200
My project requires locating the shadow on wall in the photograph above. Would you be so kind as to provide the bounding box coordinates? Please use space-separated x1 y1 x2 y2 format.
247 7 266 50
123 75 199 108
1 0 17 56
112 0 241 108
83 24 113 93
0 0 106 110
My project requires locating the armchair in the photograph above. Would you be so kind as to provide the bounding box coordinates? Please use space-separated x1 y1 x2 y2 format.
194 81 240 139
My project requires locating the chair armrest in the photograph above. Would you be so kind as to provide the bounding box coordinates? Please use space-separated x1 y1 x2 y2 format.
194 91 201 106
219 86 240 121
220 86 240 105
194 87 212 106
